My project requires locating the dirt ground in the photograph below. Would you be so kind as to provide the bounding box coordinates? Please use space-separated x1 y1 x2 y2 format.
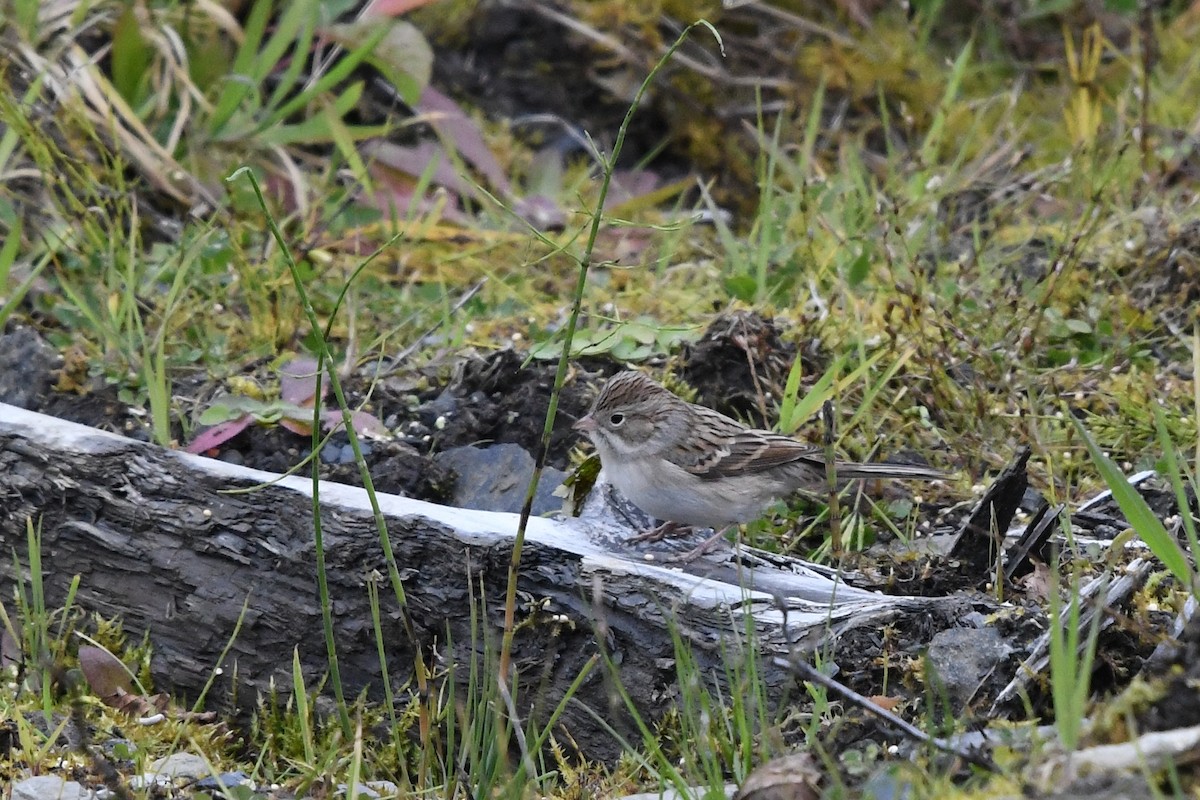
3 311 1193 763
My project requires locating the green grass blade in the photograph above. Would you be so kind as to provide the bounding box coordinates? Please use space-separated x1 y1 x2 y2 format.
1070 412 1194 590
208 0 274 134
1153 405 1200 567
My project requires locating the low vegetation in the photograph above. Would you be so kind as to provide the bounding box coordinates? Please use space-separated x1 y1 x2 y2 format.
1 0 1199 798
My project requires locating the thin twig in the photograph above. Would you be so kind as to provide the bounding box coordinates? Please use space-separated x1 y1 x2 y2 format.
774 655 998 772
823 399 841 556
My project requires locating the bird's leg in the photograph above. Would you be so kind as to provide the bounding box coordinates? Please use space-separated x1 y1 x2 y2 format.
671 524 737 562
626 520 691 544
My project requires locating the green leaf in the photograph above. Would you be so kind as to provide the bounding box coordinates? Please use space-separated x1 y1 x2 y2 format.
198 403 243 425
208 0 274 135
846 249 870 287
199 394 272 424
1154 405 1200 570
259 22 389 131
111 5 152 105
1064 318 1093 335
322 19 432 106
724 274 758 302
1071 412 1195 591
778 355 846 434
263 0 319 113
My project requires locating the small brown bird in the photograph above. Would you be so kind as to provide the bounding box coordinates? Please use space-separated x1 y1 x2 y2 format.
574 371 943 546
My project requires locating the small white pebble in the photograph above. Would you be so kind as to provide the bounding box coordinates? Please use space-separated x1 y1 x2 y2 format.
511 332 523 342
434 415 447 430
1146 602 1160 612
203 508 212 518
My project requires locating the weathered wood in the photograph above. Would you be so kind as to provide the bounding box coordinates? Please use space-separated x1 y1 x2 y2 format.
950 446 1031 576
0 402 959 760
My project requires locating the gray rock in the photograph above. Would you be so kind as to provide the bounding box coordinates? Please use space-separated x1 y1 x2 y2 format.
148 750 209 779
195 771 252 790
0 327 58 409
13 776 83 800
1046 773 1161 799
435 443 566 516
925 625 1012 708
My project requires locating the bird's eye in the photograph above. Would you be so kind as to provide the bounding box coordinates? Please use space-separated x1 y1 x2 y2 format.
609 412 625 426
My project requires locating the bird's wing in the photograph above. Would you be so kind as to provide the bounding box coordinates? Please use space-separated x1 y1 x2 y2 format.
679 407 823 479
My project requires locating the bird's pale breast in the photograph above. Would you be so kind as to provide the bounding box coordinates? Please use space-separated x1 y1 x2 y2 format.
603 455 784 528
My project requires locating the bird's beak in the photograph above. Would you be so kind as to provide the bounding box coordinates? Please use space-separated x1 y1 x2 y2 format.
573 414 597 433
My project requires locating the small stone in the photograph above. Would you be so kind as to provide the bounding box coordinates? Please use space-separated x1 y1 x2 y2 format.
13 776 83 800
926 626 1012 709
434 443 565 515
0 328 59 409
195 771 252 790
148 751 209 779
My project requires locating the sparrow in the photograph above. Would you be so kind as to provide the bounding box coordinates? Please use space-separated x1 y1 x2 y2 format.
573 370 943 552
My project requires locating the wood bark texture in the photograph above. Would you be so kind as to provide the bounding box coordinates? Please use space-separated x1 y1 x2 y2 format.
0 403 959 760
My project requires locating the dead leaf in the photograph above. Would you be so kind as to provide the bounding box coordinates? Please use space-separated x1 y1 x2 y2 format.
1017 558 1052 601
869 694 903 712
734 752 822 800
78 645 133 701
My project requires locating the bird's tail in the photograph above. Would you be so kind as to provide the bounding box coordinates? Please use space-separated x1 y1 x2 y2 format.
833 461 945 481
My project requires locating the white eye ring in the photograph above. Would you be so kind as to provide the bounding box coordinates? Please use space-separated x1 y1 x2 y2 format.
609 412 625 426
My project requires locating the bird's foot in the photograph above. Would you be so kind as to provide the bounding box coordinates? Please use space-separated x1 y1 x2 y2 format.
626 520 691 544
670 525 736 563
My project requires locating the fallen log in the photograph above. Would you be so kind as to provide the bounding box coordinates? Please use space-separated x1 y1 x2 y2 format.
0 402 962 760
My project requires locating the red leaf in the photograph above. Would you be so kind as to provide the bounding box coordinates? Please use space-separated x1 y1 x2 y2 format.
320 410 389 438
365 140 474 196
418 87 511 194
185 415 253 454
279 357 325 405
279 417 315 437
